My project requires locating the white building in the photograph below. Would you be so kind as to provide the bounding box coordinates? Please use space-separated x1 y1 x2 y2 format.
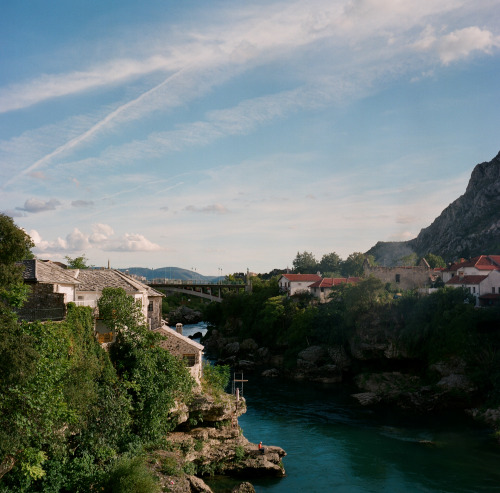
278 273 322 296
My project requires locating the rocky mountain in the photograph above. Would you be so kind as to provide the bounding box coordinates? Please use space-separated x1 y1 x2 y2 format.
367 151 500 265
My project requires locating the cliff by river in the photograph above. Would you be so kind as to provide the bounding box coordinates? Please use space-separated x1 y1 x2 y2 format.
154 389 286 492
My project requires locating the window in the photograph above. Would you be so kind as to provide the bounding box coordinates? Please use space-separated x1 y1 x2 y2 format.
148 301 153 311
472 287 476 293
183 354 196 367
493 287 496 294
395 274 401 283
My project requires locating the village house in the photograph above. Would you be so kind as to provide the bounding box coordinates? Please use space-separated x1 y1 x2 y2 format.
444 256 500 306
278 273 322 296
154 324 204 384
19 260 164 334
309 277 361 303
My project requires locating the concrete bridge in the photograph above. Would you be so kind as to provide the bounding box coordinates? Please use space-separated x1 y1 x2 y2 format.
147 280 249 303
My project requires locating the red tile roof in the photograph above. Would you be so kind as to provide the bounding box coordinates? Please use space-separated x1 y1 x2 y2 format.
447 255 500 272
281 274 322 282
309 277 360 288
446 275 488 285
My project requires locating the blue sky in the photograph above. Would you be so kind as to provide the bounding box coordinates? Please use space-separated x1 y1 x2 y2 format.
1 0 499 275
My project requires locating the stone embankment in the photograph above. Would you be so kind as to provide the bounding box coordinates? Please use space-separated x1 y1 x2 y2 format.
152 389 286 492
202 330 500 438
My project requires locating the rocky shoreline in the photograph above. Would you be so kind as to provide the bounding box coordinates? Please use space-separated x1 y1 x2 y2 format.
154 389 286 492
202 330 500 440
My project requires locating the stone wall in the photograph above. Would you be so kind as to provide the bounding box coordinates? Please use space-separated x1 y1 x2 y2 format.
17 283 66 321
364 265 432 290
148 296 163 330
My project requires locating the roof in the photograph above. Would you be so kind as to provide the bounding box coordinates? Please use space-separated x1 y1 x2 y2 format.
446 275 488 285
21 259 79 285
447 255 500 272
309 277 361 288
72 269 164 297
280 274 322 283
154 326 204 350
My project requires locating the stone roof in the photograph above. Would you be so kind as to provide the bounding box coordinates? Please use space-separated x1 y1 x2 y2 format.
21 259 79 285
154 326 204 350
73 269 164 297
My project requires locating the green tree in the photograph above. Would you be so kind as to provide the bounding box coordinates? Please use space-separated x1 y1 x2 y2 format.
64 255 90 269
292 251 318 274
398 253 418 266
0 214 34 308
426 253 446 268
341 252 373 277
319 252 342 276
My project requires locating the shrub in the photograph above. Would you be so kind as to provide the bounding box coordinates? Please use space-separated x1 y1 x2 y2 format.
102 456 160 493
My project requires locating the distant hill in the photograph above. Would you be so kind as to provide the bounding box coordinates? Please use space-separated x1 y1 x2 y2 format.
119 267 220 283
367 151 500 265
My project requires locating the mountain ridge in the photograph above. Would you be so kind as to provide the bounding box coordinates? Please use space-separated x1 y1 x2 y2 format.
367 151 500 265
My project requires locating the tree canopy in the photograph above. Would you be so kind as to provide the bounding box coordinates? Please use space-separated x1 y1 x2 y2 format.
292 251 318 274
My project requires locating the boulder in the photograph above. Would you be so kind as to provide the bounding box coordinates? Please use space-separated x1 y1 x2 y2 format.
232 482 256 492
224 342 240 356
298 346 326 364
262 368 279 378
240 339 259 352
327 345 351 369
187 475 214 492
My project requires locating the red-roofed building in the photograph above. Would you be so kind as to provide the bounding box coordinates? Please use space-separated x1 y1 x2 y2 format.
309 277 360 302
445 269 500 306
443 255 500 283
278 273 322 296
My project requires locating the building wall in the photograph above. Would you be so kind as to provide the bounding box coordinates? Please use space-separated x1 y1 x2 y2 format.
364 265 432 290
157 331 203 382
147 295 163 330
54 283 76 303
17 283 66 321
480 271 500 296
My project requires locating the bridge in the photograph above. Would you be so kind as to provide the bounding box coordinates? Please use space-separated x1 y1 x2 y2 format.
147 280 250 303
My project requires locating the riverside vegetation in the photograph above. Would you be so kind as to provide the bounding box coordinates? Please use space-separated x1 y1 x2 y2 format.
0 214 285 492
202 273 500 437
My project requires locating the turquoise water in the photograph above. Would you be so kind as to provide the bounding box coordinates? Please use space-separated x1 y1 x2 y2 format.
236 378 500 493
183 323 500 492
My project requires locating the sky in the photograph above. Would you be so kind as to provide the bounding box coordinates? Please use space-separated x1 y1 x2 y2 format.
1 0 500 276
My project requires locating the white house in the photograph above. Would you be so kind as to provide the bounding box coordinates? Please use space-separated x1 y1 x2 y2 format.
445 267 500 306
278 273 322 296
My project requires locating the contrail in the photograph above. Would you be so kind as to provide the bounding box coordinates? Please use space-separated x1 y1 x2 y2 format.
2 65 191 189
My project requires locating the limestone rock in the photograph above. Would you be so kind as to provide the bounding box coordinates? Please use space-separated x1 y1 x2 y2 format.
298 346 326 364
232 482 256 492
187 475 214 492
262 368 279 378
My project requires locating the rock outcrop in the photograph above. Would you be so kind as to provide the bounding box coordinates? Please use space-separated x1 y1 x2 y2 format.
366 151 500 264
152 389 286 492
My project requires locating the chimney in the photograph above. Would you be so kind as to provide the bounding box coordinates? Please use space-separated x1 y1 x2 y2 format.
175 323 183 335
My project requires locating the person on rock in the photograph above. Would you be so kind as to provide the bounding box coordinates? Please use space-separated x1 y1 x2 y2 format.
259 441 265 454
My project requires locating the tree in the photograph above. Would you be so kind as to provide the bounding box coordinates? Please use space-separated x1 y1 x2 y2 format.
426 253 446 268
65 254 90 269
319 252 342 276
398 253 418 266
341 252 372 277
0 214 34 308
292 251 318 274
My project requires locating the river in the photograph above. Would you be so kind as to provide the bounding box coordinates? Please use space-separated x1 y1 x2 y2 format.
182 324 500 493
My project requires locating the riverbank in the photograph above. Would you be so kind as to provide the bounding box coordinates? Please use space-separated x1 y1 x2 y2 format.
154 379 286 492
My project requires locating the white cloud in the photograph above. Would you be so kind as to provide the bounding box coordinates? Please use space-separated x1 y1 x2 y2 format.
17 198 61 213
414 25 500 64
30 225 161 254
72 200 94 208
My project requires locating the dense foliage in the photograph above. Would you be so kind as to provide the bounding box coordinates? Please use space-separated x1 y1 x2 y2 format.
0 220 195 491
205 276 500 401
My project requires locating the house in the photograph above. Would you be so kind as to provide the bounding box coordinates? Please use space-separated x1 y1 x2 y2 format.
278 273 322 296
309 277 361 303
445 267 500 307
442 255 500 283
363 258 438 290
19 260 164 336
72 268 164 332
18 259 80 321
153 324 204 384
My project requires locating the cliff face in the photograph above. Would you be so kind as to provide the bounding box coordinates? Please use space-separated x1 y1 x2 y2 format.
367 151 500 264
